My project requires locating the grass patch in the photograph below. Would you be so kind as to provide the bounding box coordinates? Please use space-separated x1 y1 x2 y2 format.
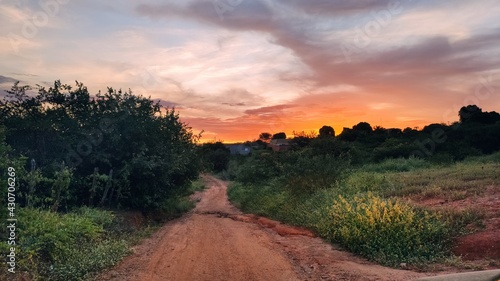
361 157 432 173
382 162 500 199
1 178 205 280
51 239 130 281
2 208 128 281
228 154 500 267
187 178 206 194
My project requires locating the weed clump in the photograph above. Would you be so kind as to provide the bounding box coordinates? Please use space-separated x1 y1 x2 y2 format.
322 193 451 266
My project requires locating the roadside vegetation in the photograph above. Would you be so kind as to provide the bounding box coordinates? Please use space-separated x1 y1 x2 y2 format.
226 106 500 267
0 81 204 280
228 152 499 267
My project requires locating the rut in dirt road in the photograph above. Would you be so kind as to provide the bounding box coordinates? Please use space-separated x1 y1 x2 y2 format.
98 175 427 281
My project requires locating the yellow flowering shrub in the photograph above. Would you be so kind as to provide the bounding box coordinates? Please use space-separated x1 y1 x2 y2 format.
324 192 451 265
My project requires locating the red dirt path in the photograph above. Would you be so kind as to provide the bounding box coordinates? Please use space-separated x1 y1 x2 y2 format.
97 175 432 281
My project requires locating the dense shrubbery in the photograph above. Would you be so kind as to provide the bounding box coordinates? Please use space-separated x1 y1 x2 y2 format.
198 142 231 173
11 208 129 280
232 147 350 194
360 156 431 173
0 81 201 211
0 81 203 279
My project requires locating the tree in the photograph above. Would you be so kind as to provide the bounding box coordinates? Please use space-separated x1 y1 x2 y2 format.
1 81 201 210
459 105 500 124
319 125 335 138
259 132 272 142
459 105 482 123
352 122 373 133
199 142 231 172
272 132 287 139
290 131 317 148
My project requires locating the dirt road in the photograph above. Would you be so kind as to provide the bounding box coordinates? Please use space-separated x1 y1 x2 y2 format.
98 175 428 281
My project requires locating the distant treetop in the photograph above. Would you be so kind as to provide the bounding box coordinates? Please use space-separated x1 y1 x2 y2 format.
319 125 335 138
272 132 287 139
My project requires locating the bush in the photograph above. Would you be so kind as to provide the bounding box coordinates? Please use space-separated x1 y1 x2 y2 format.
280 151 349 196
13 208 136 280
74 207 115 231
18 208 102 265
361 157 432 173
227 182 286 216
343 172 393 194
161 196 196 220
464 150 500 163
234 152 282 184
2 82 201 211
322 193 451 265
51 239 129 281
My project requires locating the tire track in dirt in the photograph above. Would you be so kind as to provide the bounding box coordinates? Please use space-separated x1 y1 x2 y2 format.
97 175 428 281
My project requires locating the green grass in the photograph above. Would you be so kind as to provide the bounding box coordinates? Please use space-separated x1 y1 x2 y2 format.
0 178 206 281
228 154 500 267
361 157 432 173
187 178 206 194
381 162 500 199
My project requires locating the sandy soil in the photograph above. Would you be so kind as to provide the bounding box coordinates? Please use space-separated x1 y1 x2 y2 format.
97 175 430 281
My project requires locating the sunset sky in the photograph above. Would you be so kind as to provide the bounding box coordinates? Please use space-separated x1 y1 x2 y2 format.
1 0 500 142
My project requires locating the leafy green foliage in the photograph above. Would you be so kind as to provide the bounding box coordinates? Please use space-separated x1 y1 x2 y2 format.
1 81 201 210
11 207 160 280
360 157 431 173
234 151 282 184
199 142 231 172
279 150 349 196
0 80 203 279
51 239 129 281
50 167 72 212
16 208 103 272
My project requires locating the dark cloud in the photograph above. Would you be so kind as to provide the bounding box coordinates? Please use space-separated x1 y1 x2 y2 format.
222 102 246 106
273 30 500 94
279 0 395 16
136 0 275 32
244 104 294 116
0 75 19 84
454 28 500 54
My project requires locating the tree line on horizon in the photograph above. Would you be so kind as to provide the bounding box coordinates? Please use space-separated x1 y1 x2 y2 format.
201 104 500 172
260 104 500 161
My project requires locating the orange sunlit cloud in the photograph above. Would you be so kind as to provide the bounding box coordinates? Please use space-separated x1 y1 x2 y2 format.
1 1 500 143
